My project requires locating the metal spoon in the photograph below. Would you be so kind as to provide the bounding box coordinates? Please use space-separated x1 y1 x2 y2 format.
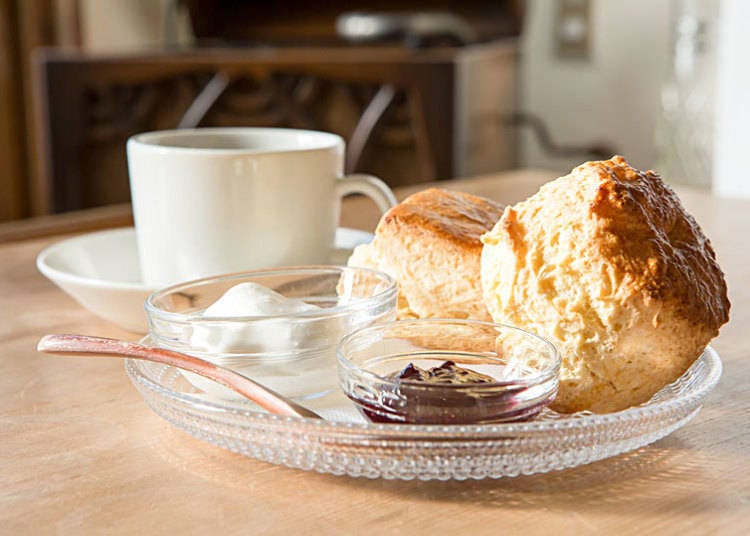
37 334 323 420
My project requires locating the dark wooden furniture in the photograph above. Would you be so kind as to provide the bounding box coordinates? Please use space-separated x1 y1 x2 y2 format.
0 0 28 221
33 43 518 214
181 0 523 46
0 0 82 221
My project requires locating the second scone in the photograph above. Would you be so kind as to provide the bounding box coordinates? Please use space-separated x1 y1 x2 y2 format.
481 156 729 413
347 188 504 320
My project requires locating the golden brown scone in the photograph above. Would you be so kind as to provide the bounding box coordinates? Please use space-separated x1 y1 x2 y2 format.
348 188 505 320
481 156 730 413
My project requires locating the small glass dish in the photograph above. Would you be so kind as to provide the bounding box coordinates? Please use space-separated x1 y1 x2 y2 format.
146 266 397 400
337 319 560 424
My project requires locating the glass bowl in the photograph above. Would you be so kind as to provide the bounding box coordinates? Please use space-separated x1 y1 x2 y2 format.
145 266 397 400
337 319 560 424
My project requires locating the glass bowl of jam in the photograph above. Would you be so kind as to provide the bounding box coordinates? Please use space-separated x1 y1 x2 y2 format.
337 319 560 424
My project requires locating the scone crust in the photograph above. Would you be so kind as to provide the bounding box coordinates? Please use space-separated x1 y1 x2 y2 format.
377 188 505 251
350 188 504 320
482 156 730 413
587 157 729 331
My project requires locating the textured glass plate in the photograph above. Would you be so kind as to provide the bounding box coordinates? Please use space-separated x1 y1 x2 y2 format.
125 346 721 480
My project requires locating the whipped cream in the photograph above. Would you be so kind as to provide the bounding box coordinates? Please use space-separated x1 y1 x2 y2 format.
202 282 319 317
186 282 340 400
189 282 319 355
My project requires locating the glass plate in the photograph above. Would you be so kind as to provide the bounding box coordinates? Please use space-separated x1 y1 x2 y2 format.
125 346 721 481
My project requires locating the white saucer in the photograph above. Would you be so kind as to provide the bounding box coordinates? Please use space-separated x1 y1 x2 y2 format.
37 227 374 333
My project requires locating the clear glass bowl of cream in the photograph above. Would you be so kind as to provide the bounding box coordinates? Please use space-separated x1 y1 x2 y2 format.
146 266 397 401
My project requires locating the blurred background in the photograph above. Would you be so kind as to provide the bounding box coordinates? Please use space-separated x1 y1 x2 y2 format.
0 0 746 222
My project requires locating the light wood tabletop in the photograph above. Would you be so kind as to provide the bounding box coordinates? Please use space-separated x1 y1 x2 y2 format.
2 169 748 535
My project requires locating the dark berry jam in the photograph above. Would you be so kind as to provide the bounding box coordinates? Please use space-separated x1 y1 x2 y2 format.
387 360 495 385
348 360 553 425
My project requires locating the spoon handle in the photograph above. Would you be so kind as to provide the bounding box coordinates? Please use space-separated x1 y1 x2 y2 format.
38 334 323 420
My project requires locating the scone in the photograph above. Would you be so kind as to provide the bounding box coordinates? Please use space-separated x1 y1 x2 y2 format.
481 156 730 413
348 188 504 320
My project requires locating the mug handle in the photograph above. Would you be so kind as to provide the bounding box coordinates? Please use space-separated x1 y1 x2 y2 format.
336 174 398 215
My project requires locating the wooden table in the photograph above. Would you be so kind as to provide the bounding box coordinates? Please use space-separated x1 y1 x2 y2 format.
2 170 748 534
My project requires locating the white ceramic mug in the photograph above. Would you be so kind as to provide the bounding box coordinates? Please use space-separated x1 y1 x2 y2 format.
127 128 397 286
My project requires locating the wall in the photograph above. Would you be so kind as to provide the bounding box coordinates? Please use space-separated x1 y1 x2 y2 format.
519 0 672 173
713 0 750 199
79 0 191 52
80 0 164 51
